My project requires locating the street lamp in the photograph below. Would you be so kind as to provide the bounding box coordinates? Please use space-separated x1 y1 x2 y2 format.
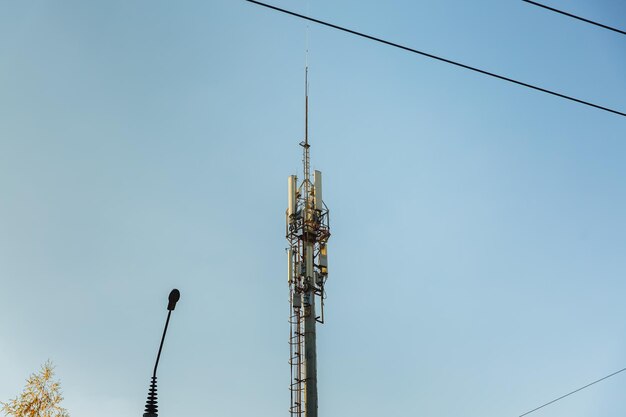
142 289 181 417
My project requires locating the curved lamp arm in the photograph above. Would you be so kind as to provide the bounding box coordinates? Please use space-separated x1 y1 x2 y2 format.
143 289 180 417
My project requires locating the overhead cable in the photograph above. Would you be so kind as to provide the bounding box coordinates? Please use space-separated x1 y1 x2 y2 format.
245 0 626 118
523 0 626 36
518 367 626 417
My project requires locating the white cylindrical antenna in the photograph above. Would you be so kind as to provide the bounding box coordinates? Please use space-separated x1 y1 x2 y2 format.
313 170 323 210
288 175 297 218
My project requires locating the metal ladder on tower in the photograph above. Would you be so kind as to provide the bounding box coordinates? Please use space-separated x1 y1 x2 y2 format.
289 304 305 417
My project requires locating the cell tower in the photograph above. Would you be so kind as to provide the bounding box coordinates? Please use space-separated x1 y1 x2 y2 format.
286 67 330 417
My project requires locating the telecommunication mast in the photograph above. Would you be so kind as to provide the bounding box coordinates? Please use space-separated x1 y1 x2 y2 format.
286 67 331 417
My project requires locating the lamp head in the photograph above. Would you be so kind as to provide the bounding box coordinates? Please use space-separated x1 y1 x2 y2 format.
167 289 180 311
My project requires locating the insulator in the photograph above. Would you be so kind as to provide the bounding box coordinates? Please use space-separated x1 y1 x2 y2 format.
143 376 158 417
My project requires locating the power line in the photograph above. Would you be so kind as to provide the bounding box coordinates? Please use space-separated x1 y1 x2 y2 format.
244 0 626 118
518 367 626 417
523 0 626 36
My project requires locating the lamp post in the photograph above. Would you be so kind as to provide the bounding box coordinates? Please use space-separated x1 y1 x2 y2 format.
142 289 181 417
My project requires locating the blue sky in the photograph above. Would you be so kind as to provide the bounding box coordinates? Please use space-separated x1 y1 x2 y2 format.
1 1 625 416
